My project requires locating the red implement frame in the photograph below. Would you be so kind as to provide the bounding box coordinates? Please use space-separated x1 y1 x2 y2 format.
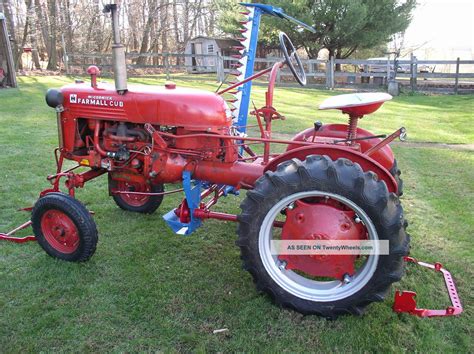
0 205 35 243
0 220 35 243
393 256 463 317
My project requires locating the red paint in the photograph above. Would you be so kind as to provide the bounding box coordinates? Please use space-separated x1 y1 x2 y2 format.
287 124 395 171
40 210 80 254
266 144 398 193
0 221 36 243
278 199 365 279
341 102 385 116
393 257 463 317
87 65 100 88
59 82 231 153
114 180 151 207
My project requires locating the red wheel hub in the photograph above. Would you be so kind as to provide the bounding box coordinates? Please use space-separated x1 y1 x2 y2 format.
117 181 151 207
278 199 366 279
41 210 80 253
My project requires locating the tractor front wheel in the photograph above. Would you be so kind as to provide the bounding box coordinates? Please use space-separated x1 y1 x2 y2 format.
31 192 98 262
109 175 164 214
237 156 409 318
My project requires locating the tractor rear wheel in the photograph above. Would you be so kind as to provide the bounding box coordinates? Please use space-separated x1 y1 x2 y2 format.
31 192 98 262
109 175 164 214
390 158 404 196
237 156 409 318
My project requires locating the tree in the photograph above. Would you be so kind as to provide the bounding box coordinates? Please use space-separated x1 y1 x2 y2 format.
46 0 57 70
26 0 41 69
215 0 416 61
1 0 22 69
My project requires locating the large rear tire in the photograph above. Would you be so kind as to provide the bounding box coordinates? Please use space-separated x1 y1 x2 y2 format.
237 156 409 318
390 158 404 196
32 193 98 262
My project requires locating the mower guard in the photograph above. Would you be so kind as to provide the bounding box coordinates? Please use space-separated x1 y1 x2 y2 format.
393 256 463 317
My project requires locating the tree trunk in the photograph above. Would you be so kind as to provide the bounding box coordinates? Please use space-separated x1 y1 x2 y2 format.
26 0 41 69
160 0 168 64
64 0 73 53
46 0 57 70
18 3 32 70
137 0 158 66
35 0 50 58
172 0 180 64
2 0 22 70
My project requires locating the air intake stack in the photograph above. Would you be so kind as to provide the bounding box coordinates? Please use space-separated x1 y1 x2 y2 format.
104 4 127 94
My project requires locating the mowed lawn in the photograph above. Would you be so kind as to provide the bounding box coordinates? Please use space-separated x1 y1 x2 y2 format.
0 76 473 352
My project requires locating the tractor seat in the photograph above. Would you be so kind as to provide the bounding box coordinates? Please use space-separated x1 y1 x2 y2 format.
319 92 392 117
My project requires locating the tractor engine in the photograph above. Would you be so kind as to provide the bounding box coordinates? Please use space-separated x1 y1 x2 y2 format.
45 76 237 187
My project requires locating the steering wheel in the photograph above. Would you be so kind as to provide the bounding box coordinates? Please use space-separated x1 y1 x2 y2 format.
279 32 306 86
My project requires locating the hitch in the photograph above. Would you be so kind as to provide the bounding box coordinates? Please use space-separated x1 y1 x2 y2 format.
393 256 463 317
0 208 35 243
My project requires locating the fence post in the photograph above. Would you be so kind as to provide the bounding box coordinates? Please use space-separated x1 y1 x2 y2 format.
325 59 330 88
454 57 460 94
410 53 418 92
330 56 335 89
164 53 170 80
216 52 225 82
386 57 391 84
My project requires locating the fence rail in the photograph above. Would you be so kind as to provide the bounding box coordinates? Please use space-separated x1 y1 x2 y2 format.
64 52 474 94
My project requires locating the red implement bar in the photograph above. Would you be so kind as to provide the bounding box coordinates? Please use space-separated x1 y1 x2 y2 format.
0 220 35 243
393 256 463 317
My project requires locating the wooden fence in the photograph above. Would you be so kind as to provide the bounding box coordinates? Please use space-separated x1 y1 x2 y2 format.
64 52 474 94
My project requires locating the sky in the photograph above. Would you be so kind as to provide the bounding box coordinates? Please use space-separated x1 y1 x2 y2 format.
402 0 474 59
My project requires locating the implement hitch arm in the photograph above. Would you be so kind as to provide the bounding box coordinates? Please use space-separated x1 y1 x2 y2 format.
393 256 463 317
0 219 35 243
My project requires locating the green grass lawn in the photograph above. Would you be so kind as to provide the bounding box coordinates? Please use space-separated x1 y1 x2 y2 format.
0 76 473 352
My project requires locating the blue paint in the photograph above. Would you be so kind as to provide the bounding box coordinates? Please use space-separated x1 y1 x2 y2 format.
163 170 202 235
164 4 315 235
235 4 315 134
239 3 316 32
236 7 262 134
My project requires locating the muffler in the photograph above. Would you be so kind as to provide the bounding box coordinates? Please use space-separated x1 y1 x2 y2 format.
103 4 128 94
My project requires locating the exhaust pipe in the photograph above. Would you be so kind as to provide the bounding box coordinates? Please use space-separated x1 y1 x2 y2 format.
104 4 127 94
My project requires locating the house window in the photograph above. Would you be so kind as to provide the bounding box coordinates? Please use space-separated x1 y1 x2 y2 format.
207 44 214 53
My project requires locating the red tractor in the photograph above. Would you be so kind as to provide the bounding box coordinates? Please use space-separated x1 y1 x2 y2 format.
0 4 462 318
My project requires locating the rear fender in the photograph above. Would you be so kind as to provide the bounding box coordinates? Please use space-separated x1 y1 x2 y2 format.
287 124 395 170
266 144 398 194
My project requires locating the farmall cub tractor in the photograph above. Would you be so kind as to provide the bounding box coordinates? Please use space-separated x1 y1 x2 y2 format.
1 4 462 318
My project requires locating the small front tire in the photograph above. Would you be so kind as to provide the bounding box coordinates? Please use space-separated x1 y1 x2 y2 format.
31 192 98 262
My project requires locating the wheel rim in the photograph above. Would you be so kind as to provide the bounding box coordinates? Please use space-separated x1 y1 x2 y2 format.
41 210 80 254
117 181 151 207
258 191 379 302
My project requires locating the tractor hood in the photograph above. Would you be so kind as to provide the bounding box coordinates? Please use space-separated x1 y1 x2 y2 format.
55 82 232 133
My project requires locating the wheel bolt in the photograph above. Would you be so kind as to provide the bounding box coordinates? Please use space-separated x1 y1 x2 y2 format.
278 260 287 271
